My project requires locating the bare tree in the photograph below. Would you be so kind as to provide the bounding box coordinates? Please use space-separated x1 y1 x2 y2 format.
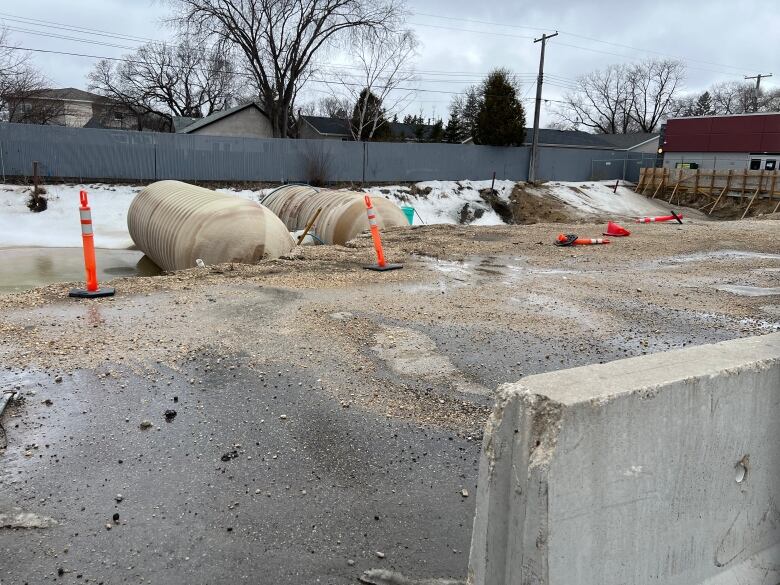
555 59 685 133
333 28 417 140
0 27 62 124
298 95 351 118
628 59 685 132
169 0 405 137
88 38 239 128
555 64 635 133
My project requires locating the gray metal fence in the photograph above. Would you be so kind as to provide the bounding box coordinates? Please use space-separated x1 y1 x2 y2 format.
0 122 644 184
590 153 658 182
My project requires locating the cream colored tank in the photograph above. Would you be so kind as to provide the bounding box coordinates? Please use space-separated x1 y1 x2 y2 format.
127 180 295 271
262 185 408 245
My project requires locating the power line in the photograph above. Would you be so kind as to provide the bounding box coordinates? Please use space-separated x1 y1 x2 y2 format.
410 11 754 76
0 43 569 103
1 15 579 85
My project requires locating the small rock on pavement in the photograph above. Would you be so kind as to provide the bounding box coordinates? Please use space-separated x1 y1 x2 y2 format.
347 559 355 566
461 489 469 498
54 375 62 383
164 409 177 422
375 551 385 559
139 420 153 430
279 414 287 420
115 494 123 502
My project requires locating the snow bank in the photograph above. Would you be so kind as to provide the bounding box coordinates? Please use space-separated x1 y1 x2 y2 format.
364 179 516 226
535 181 673 218
0 184 141 249
0 179 674 250
0 184 273 250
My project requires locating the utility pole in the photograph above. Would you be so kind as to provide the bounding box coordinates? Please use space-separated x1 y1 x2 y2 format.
528 31 558 184
744 73 772 112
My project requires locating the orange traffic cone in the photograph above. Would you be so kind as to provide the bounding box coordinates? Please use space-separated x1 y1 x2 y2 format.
555 234 610 247
603 221 630 237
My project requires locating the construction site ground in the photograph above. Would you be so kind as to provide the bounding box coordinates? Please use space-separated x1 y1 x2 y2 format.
1 218 779 584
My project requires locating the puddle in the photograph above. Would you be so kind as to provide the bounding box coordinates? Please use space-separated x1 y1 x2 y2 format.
715 285 780 297
665 250 780 264
0 247 161 294
418 255 581 287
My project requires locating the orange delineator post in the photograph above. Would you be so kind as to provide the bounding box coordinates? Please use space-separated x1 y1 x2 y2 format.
80 191 98 291
69 190 115 298
363 195 402 272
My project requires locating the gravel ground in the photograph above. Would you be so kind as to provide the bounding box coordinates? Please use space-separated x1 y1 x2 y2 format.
1 218 778 584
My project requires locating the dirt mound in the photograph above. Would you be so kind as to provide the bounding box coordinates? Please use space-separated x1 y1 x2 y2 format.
506 184 588 224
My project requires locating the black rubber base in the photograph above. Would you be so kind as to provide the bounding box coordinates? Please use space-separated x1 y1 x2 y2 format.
69 287 116 298
363 263 404 272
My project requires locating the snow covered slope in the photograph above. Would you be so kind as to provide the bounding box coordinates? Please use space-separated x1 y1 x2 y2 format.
0 180 682 250
532 181 678 218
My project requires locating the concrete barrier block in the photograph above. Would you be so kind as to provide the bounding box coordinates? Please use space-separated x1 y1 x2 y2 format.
468 333 780 585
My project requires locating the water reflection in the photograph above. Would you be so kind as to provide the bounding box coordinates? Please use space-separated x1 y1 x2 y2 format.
0 248 161 294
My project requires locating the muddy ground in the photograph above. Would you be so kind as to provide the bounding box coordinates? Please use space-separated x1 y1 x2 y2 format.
1 218 779 584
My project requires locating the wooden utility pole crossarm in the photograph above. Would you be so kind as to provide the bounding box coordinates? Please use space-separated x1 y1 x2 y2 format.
528 31 558 184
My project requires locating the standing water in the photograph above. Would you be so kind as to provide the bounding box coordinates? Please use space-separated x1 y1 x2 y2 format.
0 248 161 294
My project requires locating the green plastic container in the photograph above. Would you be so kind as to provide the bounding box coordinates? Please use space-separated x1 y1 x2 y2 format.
401 206 415 225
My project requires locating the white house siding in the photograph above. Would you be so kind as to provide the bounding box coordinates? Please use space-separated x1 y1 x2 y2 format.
662 152 758 170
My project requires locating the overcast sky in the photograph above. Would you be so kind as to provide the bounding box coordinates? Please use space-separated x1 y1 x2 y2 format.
3 0 778 126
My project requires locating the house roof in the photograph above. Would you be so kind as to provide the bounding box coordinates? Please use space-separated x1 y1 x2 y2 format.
300 115 437 140
19 87 116 104
595 133 659 149
522 129 659 150
172 116 199 132
179 102 267 134
301 115 350 136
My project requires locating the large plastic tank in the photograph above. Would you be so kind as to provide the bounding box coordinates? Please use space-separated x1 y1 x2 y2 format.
262 185 408 245
127 181 295 271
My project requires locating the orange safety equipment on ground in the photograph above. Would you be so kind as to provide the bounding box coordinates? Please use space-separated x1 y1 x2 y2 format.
555 234 610 247
603 221 631 237
363 195 403 272
69 190 115 298
635 212 683 224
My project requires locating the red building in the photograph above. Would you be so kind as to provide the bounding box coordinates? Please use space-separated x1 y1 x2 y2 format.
662 112 780 171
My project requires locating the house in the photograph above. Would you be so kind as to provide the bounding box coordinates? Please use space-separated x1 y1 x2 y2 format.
520 129 659 151
660 112 780 171
178 102 274 138
298 115 438 141
4 88 140 129
461 129 659 151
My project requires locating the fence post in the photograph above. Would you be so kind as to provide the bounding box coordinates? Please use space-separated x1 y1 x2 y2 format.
362 142 367 185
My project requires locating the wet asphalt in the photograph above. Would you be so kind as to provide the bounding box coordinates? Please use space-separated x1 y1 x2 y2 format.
0 357 478 584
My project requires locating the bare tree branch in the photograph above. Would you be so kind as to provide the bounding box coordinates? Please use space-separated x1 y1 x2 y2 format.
169 0 406 137
88 37 240 128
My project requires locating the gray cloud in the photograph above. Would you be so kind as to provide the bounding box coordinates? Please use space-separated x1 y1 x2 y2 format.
4 0 777 126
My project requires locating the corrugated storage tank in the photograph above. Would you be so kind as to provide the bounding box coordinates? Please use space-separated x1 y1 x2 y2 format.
127 180 295 271
262 185 408 245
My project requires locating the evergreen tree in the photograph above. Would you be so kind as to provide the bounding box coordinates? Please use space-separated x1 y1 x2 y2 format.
429 118 444 142
693 91 713 116
351 88 390 140
473 68 526 146
461 86 481 140
444 97 466 143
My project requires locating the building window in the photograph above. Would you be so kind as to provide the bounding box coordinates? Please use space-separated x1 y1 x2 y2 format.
113 111 124 121
766 160 777 171
749 159 761 170
21 103 32 113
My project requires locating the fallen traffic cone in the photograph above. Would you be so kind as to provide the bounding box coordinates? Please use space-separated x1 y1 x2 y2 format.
555 234 610 247
603 221 631 237
635 211 683 224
